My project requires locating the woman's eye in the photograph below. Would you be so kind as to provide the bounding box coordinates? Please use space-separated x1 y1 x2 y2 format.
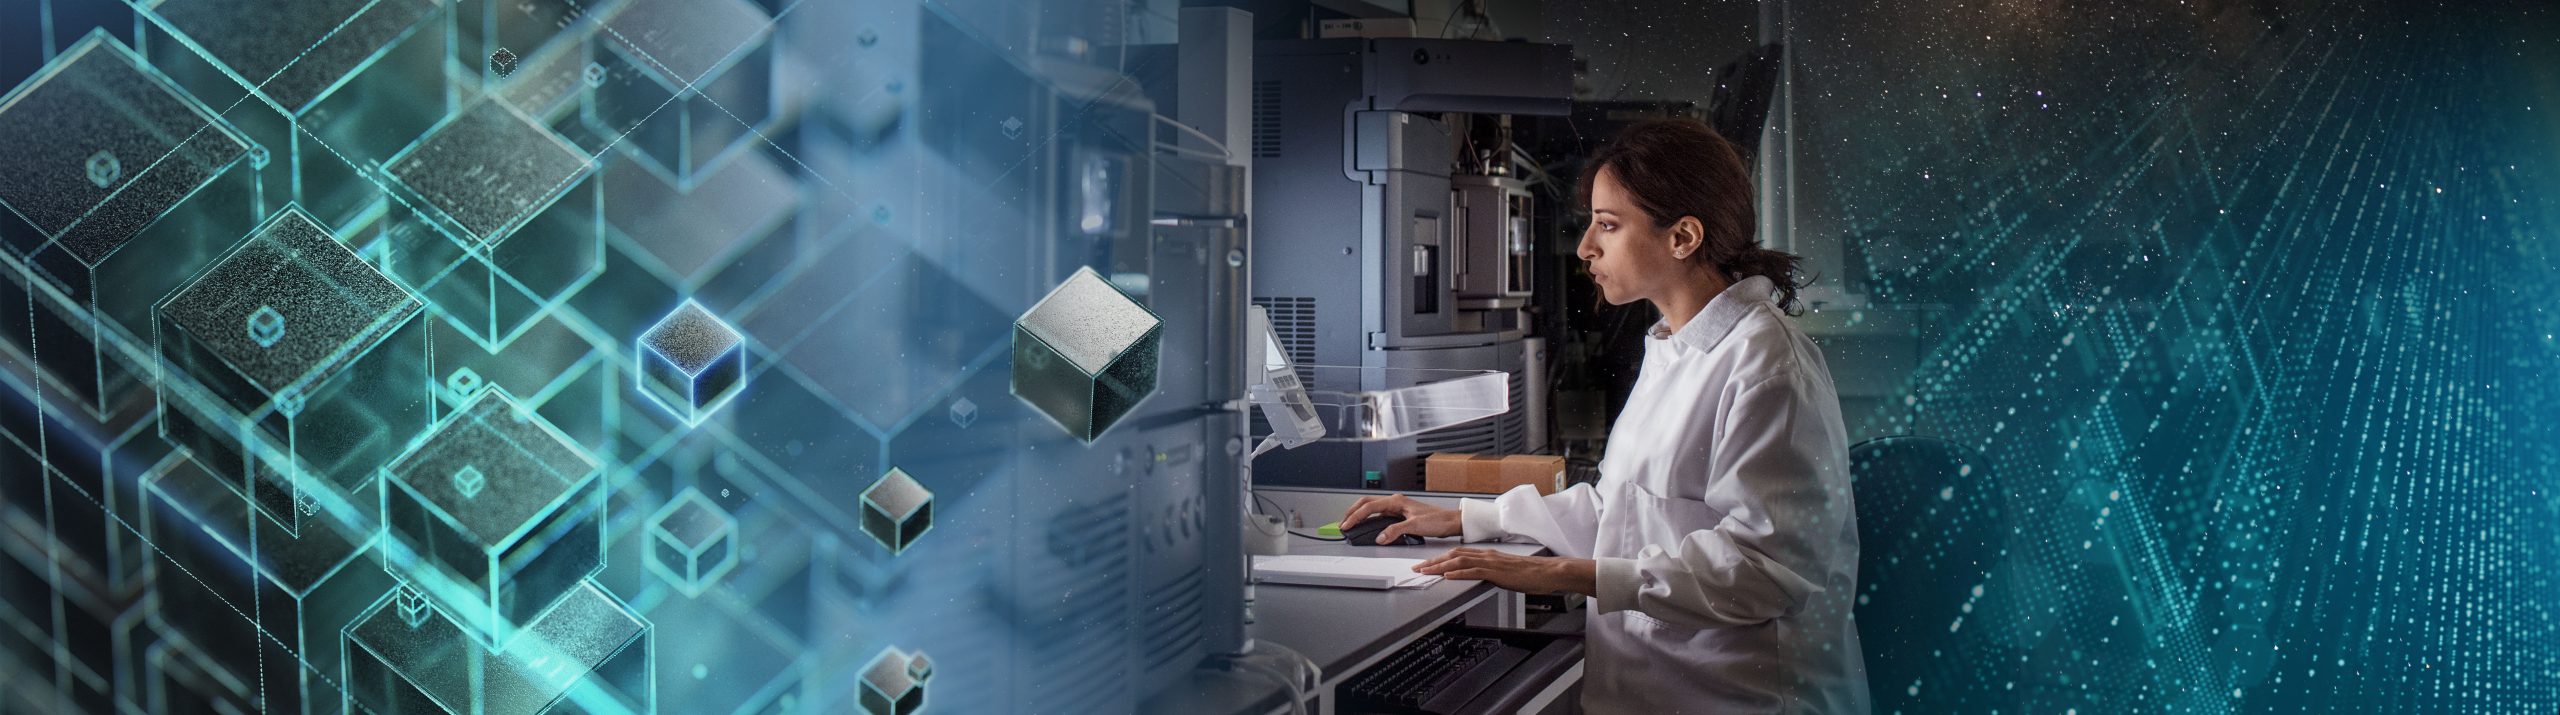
1598 222 1616 232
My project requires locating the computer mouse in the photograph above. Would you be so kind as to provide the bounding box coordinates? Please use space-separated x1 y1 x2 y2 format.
1342 514 1423 546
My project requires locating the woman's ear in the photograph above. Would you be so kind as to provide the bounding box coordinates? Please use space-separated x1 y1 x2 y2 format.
1669 215 1706 260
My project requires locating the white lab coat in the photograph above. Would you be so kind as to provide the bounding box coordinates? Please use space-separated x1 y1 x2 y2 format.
1459 276 1869 714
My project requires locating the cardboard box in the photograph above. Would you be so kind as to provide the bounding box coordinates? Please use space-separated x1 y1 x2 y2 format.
1426 453 1567 496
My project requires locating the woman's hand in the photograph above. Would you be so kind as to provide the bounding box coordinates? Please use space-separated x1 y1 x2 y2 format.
1339 494 1461 544
1414 548 1597 596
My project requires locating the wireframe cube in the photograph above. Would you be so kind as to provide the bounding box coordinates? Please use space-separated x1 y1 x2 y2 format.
141 459 399 715
637 300 746 426
586 0 776 187
378 388 604 649
0 32 256 416
380 98 605 349
859 646 926 715
1012 267 1162 442
645 488 739 597
860 467 932 555
343 579 652 714
146 0 448 223
156 206 427 536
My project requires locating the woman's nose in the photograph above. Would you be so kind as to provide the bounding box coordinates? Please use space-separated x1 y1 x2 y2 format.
1575 227 1599 261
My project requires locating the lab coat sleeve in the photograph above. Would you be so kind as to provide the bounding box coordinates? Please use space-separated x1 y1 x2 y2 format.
1458 483 1603 558
1594 369 1842 627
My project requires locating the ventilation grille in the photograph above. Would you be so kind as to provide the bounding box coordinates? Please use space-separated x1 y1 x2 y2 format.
1252 80 1284 158
1142 571 1206 673
1256 296 1318 383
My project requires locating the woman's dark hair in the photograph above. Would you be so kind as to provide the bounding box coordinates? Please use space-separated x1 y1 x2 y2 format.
1575 118 1808 313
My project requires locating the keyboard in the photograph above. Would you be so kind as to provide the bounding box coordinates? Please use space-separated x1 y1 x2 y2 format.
1340 630 1531 714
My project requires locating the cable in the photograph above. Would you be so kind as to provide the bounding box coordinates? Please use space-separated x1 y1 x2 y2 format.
1154 113 1231 160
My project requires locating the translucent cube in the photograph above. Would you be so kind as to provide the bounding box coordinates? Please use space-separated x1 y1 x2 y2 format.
343 579 652 714
586 0 775 187
1012 267 1162 442
0 32 256 415
141 460 399 715
860 467 932 555
645 488 738 597
380 98 605 349
637 300 746 426
378 388 604 649
147 0 448 223
156 207 427 536
859 646 926 715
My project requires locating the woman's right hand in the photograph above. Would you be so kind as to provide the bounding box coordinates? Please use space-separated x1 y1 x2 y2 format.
1339 494 1463 544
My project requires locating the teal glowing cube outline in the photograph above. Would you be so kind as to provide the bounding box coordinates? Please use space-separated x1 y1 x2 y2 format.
643 487 739 597
377 386 605 650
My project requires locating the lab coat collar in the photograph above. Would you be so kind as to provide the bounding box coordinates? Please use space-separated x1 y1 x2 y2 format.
1649 275 1774 356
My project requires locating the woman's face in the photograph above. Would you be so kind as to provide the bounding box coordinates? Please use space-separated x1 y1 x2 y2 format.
1577 167 1685 306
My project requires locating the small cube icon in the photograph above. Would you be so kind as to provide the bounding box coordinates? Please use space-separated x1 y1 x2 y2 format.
645 488 738 597
906 651 933 683
859 647 925 715
860 468 931 555
246 304 285 347
638 300 746 426
396 587 433 629
452 466 486 499
379 388 604 649
1012 267 1162 442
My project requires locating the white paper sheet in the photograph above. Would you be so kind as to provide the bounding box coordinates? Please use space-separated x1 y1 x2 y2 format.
1252 555 1444 590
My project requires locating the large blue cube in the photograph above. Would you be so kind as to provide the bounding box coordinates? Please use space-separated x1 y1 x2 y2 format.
378 388 604 649
638 300 747 426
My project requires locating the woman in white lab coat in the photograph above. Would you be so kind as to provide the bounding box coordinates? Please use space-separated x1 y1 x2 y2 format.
1339 118 1869 714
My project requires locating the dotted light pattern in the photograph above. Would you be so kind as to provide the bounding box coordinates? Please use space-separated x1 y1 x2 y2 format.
1791 1 2560 712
